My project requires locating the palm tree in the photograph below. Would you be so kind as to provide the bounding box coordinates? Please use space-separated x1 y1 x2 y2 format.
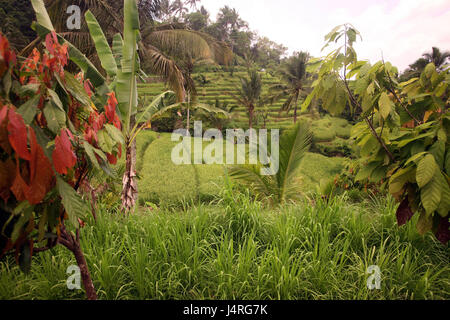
170 0 188 18
229 70 262 129
229 123 312 205
32 0 229 211
422 47 450 70
271 51 311 123
37 0 231 212
185 0 200 10
39 0 231 102
158 0 173 21
401 47 450 80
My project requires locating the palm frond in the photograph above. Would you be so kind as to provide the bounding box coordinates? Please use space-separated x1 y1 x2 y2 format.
228 165 278 203
143 29 212 60
140 43 186 102
278 123 312 202
229 124 312 205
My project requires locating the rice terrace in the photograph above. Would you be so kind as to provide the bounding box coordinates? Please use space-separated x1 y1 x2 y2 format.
0 0 448 308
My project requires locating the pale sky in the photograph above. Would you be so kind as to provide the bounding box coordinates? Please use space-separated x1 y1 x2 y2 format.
201 0 450 71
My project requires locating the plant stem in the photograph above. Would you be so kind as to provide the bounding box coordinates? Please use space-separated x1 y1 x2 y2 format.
339 74 395 161
59 225 97 300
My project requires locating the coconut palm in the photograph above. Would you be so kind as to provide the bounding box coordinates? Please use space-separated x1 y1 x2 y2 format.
37 0 231 102
401 47 450 80
170 0 188 18
271 51 311 123
229 70 262 129
32 0 230 211
422 47 450 70
229 123 312 205
84 5 229 211
34 0 231 212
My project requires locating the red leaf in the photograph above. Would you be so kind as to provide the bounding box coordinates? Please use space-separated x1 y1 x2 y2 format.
26 129 54 204
0 33 16 72
0 107 11 154
106 153 117 165
9 128 54 205
52 129 76 175
0 104 7 124
84 127 97 145
84 80 93 98
396 198 414 226
105 92 119 125
10 160 28 202
7 110 31 161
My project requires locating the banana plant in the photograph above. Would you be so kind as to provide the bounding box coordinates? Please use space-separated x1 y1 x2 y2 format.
32 0 143 211
32 0 230 211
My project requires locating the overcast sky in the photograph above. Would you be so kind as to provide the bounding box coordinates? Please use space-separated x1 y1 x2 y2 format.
201 0 450 71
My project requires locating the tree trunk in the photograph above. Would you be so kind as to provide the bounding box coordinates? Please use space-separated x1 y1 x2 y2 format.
187 107 190 131
72 239 97 300
186 92 191 132
59 227 97 300
248 106 254 129
121 115 138 212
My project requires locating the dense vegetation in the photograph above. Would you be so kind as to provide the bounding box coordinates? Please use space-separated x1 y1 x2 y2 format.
1 192 449 300
0 0 448 300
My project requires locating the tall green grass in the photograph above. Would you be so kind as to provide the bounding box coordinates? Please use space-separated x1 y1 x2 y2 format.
1 189 448 300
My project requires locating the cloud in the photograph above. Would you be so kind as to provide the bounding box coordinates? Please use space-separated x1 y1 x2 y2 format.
201 0 450 71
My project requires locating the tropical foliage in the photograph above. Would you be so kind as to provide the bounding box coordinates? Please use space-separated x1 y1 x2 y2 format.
229 123 312 205
0 28 122 299
0 0 448 303
229 70 264 129
304 24 449 243
270 51 312 123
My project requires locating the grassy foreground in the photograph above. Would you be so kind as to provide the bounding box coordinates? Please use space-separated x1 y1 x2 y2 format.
1 190 448 300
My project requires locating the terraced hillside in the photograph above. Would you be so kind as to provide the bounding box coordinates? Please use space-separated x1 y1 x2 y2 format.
131 132 346 207
139 72 355 156
138 71 297 130
134 71 356 206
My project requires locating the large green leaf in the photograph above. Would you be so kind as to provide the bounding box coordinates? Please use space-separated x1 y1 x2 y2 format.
446 149 450 175
104 124 125 145
17 95 41 125
112 33 124 69
43 102 66 134
436 172 450 217
85 10 117 78
30 0 53 31
83 141 100 169
378 92 393 120
420 172 442 216
64 71 92 106
97 129 114 153
116 0 140 133
416 154 437 188
279 124 312 202
56 176 89 229
356 162 378 181
134 91 175 125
